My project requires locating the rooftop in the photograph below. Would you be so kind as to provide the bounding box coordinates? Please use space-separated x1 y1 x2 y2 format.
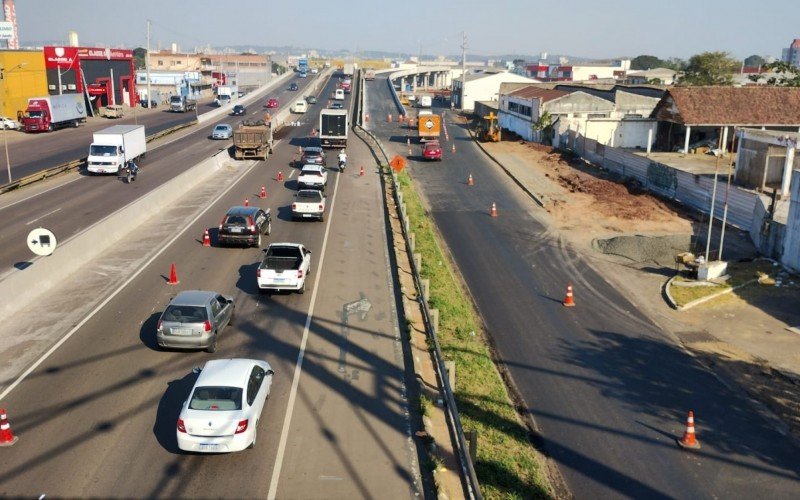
655 87 800 126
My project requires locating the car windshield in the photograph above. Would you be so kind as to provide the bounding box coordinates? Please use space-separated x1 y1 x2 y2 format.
27 111 43 118
89 145 118 156
214 126 229 132
189 386 243 411
162 305 208 323
170 96 181 103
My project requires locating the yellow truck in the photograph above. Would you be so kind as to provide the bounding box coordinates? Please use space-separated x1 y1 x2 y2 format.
417 113 441 142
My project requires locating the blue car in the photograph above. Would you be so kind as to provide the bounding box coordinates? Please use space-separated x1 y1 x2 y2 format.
211 124 233 140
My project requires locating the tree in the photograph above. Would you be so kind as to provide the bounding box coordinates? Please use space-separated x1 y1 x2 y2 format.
631 55 665 70
743 54 766 68
133 47 146 70
677 51 739 86
756 61 800 87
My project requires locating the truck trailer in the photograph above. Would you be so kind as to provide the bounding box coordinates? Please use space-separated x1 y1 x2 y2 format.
169 95 197 113
22 94 86 133
319 109 348 148
87 125 147 174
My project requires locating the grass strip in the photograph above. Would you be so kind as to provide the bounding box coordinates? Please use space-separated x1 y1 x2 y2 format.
396 169 550 499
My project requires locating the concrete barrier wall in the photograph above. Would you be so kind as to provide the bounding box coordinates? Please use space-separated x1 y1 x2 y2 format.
0 150 233 320
197 71 295 125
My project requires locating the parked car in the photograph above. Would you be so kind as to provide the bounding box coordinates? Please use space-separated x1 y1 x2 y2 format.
0 116 19 130
300 146 326 166
212 124 233 140
265 98 279 109
297 164 328 191
232 104 246 116
329 101 343 110
177 358 274 453
218 206 272 247
306 95 317 104
289 83 298 91
423 140 443 161
292 189 326 221
140 99 158 108
156 290 235 353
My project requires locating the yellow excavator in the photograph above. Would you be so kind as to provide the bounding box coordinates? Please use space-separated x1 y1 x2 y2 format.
479 111 500 142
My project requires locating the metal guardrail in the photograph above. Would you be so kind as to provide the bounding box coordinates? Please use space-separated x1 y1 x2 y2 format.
354 70 481 500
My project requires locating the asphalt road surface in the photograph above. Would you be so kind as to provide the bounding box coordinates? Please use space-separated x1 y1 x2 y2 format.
0 73 420 498
0 73 315 280
365 77 800 498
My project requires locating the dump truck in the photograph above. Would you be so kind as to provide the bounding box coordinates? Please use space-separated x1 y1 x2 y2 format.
319 109 348 148
417 113 441 142
233 120 273 160
169 95 197 113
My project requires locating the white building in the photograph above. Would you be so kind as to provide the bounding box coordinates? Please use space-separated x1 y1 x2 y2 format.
626 67 678 85
452 71 537 111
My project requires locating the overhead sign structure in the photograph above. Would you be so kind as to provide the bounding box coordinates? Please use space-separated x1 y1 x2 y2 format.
27 228 57 256
0 21 13 40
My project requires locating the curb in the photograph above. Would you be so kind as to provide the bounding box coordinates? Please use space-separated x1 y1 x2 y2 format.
666 276 758 311
463 124 546 209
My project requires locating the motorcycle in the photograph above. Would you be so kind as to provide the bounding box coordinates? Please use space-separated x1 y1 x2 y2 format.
338 159 347 172
119 161 139 183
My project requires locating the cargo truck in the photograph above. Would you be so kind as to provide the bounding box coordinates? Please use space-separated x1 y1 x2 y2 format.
87 125 147 174
319 109 348 148
22 94 86 133
216 85 238 106
233 120 274 160
417 114 441 142
343 63 355 77
169 95 197 113
364 69 376 81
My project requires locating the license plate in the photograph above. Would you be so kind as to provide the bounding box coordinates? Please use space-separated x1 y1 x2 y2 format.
171 328 192 336
302 214 313 218
229 227 243 233
273 278 285 283
199 443 220 451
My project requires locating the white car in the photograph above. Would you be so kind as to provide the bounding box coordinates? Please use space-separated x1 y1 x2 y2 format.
297 164 328 190
0 116 19 130
177 358 274 453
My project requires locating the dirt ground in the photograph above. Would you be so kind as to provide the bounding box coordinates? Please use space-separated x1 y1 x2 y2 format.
495 139 800 441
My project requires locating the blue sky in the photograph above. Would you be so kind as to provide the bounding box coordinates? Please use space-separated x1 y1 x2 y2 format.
14 0 799 60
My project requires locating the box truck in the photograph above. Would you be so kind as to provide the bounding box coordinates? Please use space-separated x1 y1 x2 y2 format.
216 85 238 106
319 109 348 148
22 94 86 133
417 114 441 142
87 125 147 174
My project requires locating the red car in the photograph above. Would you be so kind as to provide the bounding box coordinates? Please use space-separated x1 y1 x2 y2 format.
423 141 442 161
265 98 279 108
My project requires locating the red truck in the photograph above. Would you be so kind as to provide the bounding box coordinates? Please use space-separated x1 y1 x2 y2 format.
22 94 86 133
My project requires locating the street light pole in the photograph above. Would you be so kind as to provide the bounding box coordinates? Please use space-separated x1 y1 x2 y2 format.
2 63 27 184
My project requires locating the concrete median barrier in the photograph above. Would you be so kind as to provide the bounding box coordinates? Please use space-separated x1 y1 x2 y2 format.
0 149 236 320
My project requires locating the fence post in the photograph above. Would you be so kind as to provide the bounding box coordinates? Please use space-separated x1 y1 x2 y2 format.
420 278 430 303
429 308 439 333
445 360 455 391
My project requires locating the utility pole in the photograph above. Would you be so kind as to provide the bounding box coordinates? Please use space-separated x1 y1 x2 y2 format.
146 19 151 107
460 31 467 109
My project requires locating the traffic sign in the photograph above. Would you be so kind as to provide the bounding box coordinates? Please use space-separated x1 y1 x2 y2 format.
27 228 57 256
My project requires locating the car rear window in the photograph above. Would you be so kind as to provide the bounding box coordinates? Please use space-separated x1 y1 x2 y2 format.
224 215 248 226
162 305 208 323
301 170 322 177
298 191 322 201
189 386 243 411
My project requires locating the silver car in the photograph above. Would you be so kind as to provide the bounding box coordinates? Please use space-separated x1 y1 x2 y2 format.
211 124 233 139
157 291 235 353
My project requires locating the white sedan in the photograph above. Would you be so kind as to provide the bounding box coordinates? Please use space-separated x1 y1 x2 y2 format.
0 116 19 130
177 358 274 453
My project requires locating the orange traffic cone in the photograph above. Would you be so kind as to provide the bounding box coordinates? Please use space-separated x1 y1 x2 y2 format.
563 283 575 307
399 114 405 122
359 165 365 176
202 229 211 247
277 171 284 182
452 143 456 153
167 263 179 285
365 113 370 122
244 197 249 207
407 137 410 146
468 174 474 186
490 202 498 217
0 409 18 447
260 186 266 199
387 113 392 122
677 411 701 449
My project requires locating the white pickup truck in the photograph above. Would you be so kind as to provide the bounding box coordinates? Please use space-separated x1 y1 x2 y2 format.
257 243 312 294
292 189 326 221
297 164 328 191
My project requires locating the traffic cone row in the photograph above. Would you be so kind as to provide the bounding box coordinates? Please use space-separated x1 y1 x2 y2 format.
0 409 18 447
563 283 575 307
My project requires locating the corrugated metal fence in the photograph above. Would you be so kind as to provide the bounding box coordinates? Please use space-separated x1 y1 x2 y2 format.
561 131 759 230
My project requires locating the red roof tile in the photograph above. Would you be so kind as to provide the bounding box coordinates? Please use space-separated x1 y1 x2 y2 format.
654 87 800 125
509 86 569 102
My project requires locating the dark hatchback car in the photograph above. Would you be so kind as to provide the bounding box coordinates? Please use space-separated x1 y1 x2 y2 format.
232 104 246 116
289 83 298 91
300 146 326 166
218 206 272 248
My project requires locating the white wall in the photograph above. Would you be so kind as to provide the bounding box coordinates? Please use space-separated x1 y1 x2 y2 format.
554 117 656 148
783 169 800 272
499 112 533 141
462 73 536 110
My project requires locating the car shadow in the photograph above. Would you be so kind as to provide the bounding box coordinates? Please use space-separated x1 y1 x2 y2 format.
275 204 295 222
235 262 261 295
139 312 162 351
153 370 199 454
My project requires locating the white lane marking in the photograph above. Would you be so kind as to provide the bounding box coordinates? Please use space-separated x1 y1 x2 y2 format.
25 207 62 226
0 159 261 402
288 169 296 179
267 162 342 500
0 177 81 212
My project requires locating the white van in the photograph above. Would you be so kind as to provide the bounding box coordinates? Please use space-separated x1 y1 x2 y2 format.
334 89 345 101
291 100 308 113
417 95 432 108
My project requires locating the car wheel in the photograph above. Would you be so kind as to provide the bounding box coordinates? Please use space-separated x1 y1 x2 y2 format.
297 279 306 294
205 333 218 353
265 221 272 235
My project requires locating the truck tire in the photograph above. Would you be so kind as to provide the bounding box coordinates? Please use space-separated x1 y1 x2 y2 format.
47 123 53 132
73 120 79 128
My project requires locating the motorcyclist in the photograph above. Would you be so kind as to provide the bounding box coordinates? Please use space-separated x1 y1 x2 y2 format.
337 149 347 171
127 159 139 180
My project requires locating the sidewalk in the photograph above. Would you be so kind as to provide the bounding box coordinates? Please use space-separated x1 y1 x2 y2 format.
476 137 800 437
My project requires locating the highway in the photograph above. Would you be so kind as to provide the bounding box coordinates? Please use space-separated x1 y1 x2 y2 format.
365 76 800 498
0 72 420 498
0 73 312 280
